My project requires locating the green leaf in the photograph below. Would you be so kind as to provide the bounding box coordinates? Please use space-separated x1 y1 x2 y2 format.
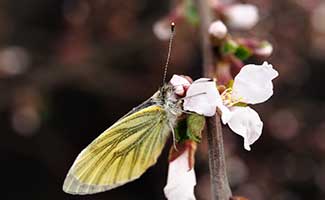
186 114 206 143
174 114 206 143
221 40 238 54
234 45 252 60
184 0 199 26
174 118 187 143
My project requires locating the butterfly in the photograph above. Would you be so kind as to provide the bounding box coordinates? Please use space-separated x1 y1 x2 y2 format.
62 23 182 195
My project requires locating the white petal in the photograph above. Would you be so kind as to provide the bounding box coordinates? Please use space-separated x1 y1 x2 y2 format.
170 75 191 96
227 106 263 151
208 20 228 39
232 62 279 104
164 150 196 200
219 104 233 124
224 4 259 30
183 79 220 117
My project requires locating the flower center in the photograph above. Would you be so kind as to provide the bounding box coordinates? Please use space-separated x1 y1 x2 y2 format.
221 88 243 107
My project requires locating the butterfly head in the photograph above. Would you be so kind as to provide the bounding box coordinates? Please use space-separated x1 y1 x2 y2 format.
159 83 175 101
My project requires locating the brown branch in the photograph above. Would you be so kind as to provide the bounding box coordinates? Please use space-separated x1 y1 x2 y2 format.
194 0 232 200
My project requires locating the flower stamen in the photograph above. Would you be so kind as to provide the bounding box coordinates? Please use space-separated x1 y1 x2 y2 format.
221 88 243 107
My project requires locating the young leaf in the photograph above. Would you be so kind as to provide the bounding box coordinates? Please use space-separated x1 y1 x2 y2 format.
234 45 252 60
174 117 187 143
174 113 206 143
221 40 238 54
186 113 206 142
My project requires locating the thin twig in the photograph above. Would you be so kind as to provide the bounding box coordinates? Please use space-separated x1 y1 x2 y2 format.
194 0 232 199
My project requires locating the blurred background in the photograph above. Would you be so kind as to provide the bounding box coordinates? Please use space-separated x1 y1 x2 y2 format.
1 0 325 199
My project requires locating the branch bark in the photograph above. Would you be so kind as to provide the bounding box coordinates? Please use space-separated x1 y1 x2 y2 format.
194 0 232 200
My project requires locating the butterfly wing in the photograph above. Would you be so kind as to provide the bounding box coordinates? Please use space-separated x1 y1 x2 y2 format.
63 105 171 195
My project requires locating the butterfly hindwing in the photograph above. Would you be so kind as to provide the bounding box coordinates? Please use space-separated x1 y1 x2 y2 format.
63 105 171 195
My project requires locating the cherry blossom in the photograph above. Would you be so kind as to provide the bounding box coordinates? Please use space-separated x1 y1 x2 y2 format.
183 62 278 150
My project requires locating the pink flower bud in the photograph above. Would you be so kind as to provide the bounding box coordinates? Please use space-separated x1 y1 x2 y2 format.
224 4 259 30
170 74 192 96
209 20 228 39
254 41 273 57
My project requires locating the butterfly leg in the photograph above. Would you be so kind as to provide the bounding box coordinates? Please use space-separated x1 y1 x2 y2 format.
169 122 178 151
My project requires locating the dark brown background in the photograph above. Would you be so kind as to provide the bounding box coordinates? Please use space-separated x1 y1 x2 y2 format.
1 0 324 199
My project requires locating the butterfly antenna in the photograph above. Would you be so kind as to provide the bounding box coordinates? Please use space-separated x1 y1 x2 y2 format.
162 22 176 85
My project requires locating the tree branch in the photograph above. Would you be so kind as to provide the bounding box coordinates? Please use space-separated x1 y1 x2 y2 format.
194 0 232 199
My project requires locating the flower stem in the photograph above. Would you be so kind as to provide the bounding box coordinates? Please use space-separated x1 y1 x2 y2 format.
206 116 232 200
194 0 232 199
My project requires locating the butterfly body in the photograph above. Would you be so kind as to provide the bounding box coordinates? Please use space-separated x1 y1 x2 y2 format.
63 83 182 195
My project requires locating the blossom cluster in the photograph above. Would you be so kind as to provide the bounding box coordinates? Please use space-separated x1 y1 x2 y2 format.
164 62 278 200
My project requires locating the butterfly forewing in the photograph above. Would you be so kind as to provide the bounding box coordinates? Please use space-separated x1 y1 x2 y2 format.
63 105 171 195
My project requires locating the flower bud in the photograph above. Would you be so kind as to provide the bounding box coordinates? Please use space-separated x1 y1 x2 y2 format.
209 20 228 39
153 20 171 41
170 74 191 96
224 4 259 30
236 38 273 57
255 41 273 57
